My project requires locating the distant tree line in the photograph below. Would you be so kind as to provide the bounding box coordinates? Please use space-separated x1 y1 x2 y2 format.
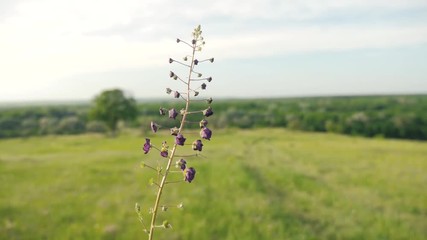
1 95 426 140
206 95 426 140
0 89 138 138
0 105 88 138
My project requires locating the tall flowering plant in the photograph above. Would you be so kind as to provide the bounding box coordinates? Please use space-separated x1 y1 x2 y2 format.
136 25 215 240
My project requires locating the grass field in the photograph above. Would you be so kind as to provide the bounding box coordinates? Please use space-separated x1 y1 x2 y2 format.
0 128 426 240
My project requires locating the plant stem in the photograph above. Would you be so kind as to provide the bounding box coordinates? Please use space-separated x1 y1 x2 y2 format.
147 42 196 240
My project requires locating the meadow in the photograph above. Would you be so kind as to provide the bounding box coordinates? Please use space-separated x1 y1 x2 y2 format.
0 128 426 239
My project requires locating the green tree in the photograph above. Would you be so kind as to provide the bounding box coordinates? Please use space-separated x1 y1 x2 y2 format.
89 89 138 135
56 116 85 135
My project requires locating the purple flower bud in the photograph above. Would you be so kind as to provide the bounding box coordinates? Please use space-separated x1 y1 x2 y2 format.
159 107 166 115
207 77 212 82
199 119 208 128
194 91 199 96
201 83 207 90
192 39 196 45
194 59 199 65
174 91 180 98
176 159 186 170
203 107 213 117
175 133 186 146
143 138 151 154
160 141 168 158
166 88 172 94
169 71 175 78
206 97 213 104
169 108 178 119
200 127 212 140
169 58 173 64
170 127 179 136
210 58 214 63
150 121 158 133
185 167 196 183
176 38 180 43
192 139 203 151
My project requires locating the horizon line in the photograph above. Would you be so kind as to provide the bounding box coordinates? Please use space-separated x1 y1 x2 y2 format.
1 92 426 107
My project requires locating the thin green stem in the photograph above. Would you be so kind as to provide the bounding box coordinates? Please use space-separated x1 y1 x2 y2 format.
185 110 203 114
143 164 161 174
165 180 184 184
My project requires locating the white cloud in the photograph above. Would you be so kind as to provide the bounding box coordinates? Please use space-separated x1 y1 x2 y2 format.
211 25 427 60
0 0 426 100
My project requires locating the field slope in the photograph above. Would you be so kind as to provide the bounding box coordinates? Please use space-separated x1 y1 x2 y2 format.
0 129 426 239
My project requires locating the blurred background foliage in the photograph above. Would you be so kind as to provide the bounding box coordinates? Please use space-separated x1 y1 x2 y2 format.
1 94 426 140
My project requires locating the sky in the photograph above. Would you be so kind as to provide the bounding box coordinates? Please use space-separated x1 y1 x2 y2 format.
1 0 427 102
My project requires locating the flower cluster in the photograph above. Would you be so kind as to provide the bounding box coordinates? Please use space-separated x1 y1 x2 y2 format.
137 25 215 240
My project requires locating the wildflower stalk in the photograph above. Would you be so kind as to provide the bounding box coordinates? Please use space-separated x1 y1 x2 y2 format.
147 35 197 240
139 25 213 239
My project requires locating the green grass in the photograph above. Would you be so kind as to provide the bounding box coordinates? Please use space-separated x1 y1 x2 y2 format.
0 129 426 239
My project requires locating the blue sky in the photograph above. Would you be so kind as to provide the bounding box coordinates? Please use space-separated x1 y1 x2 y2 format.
1 0 427 102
